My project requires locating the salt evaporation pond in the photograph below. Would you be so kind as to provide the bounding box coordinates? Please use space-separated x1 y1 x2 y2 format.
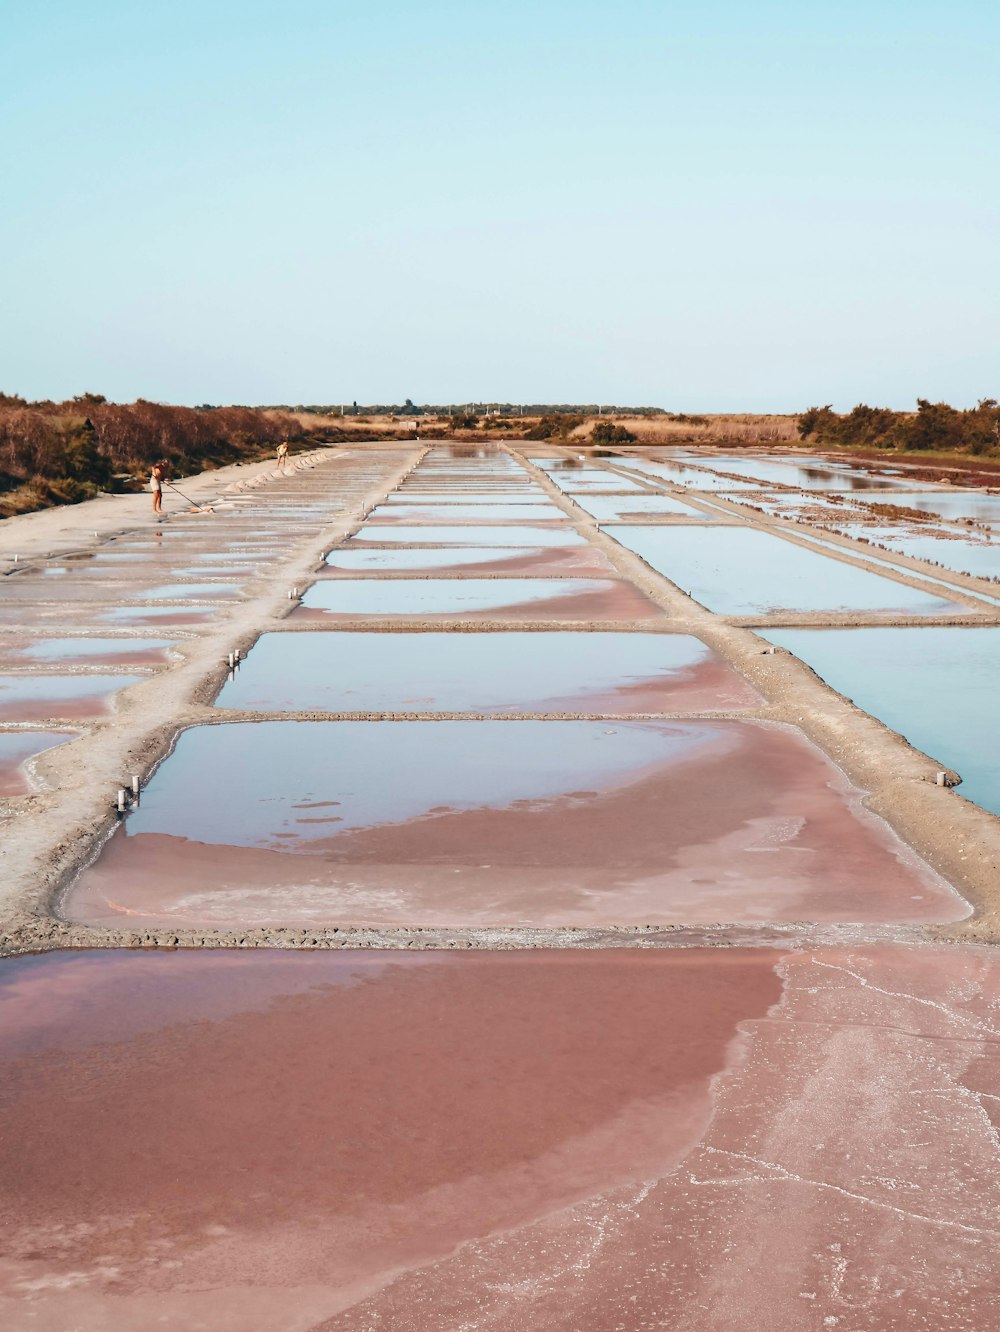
0 675 143 721
570 493 708 520
829 525 1000 580
366 503 567 523
761 625 1000 815
347 524 586 546
614 460 763 491
216 630 759 714
693 456 924 491
385 491 553 504
63 718 964 928
1 944 996 1329
296 577 660 620
546 474 650 493
0 637 176 668
324 545 615 575
608 525 963 616
857 490 1000 526
0 730 76 794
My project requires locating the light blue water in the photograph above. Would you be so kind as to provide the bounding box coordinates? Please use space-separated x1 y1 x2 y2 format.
0 730 75 791
367 504 567 522
857 491 1000 527
606 525 961 615
300 578 614 616
174 565 260 577
136 584 244 600
117 719 716 848
215 631 716 713
386 492 550 503
347 525 586 546
760 627 1000 815
829 527 1000 580
547 473 650 492
571 494 707 520
618 461 763 491
100 606 218 622
792 531 1000 607
696 457 924 492
0 675 143 716
325 547 554 570
13 638 175 663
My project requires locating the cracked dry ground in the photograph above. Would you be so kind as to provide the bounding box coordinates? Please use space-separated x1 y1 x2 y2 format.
1 443 998 1330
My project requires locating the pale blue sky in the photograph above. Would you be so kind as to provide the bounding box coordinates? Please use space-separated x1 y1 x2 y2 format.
1 1 997 409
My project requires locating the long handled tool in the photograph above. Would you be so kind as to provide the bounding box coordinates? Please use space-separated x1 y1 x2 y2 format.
165 480 214 513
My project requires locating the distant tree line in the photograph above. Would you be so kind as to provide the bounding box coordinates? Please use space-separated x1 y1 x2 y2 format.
263 401 669 417
799 400 1000 454
0 393 302 515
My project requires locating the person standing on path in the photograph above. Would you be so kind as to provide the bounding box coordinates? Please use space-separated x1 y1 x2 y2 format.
276 440 289 472
150 460 168 515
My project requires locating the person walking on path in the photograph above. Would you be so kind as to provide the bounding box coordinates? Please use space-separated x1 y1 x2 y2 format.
276 440 289 472
150 460 169 515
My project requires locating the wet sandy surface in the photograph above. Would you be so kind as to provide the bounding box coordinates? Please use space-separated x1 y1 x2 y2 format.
64 719 964 929
1 943 996 1331
215 630 760 714
0 730 77 795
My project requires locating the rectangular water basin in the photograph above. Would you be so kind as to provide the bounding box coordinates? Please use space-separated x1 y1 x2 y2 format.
549 473 650 492
324 545 615 575
96 606 221 626
607 526 964 616
572 494 709 521
760 626 1000 816
295 577 661 621
366 504 568 523
63 718 964 929
0 729 76 794
828 526 1000 580
386 492 552 504
347 525 587 547
693 457 925 492
0 674 143 721
131 582 244 600
0 638 176 668
215 631 760 714
857 490 1000 527
621 461 764 491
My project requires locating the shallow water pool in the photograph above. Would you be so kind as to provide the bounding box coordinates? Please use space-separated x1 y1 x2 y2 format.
607 525 963 616
216 630 758 714
760 626 1000 815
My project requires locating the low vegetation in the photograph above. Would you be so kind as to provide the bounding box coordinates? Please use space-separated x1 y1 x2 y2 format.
0 394 303 516
523 415 585 441
589 420 636 446
798 400 1000 455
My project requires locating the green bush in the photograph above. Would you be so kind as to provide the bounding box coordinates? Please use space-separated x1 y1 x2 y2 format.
523 414 584 441
797 399 1000 454
590 420 636 446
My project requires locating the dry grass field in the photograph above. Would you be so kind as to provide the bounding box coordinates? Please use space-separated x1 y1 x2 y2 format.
575 414 801 446
278 411 803 448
